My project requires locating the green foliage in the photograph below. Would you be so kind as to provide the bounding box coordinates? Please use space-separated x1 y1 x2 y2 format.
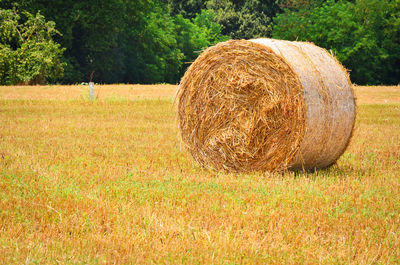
174 10 228 76
131 6 184 83
273 0 400 85
192 9 227 45
1 0 228 84
0 8 64 85
275 0 327 10
126 4 227 83
205 0 278 39
2 0 397 84
164 0 205 18
0 44 15 84
166 0 279 39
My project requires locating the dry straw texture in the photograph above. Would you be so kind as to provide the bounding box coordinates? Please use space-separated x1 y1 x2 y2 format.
177 39 356 172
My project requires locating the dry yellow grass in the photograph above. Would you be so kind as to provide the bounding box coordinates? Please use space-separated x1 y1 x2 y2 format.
0 84 399 264
354 85 400 105
1 84 398 104
0 84 177 100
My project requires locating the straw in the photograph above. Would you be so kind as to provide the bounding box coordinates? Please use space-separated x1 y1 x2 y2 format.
177 39 356 172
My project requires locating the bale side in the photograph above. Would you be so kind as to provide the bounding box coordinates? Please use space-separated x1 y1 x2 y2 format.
250 38 356 170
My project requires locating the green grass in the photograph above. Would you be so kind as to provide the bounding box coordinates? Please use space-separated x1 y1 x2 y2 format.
0 88 399 264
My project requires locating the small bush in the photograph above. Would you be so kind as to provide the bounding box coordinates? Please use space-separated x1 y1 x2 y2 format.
0 8 65 85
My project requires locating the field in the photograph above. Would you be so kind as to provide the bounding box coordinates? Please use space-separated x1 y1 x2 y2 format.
0 84 399 264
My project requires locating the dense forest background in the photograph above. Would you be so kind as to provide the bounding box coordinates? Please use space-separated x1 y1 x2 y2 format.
0 0 399 85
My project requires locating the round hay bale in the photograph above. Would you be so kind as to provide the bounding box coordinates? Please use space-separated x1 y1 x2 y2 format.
177 39 356 172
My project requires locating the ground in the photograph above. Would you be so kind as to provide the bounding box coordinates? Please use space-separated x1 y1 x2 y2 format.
0 84 399 264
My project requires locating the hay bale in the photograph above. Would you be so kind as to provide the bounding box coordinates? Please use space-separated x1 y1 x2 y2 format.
177 39 356 172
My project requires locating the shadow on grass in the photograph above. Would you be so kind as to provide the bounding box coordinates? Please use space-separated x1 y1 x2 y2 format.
292 163 370 179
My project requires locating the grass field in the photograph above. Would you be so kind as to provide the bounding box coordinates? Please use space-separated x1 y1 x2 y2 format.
0 84 399 264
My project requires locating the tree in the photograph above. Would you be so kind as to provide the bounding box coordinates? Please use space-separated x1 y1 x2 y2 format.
125 3 184 84
0 8 64 85
164 0 205 18
3 0 153 83
206 0 280 39
272 0 400 85
1 0 229 84
174 10 228 77
167 0 280 40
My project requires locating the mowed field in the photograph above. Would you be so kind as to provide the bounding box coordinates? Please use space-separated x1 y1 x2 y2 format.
0 84 399 264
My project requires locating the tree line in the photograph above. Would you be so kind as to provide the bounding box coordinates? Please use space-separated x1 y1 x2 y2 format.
0 0 399 85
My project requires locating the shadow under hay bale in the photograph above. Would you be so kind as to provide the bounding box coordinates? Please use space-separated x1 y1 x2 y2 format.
177 39 356 172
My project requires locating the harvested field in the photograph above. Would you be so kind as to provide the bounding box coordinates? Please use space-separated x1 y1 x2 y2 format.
0 84 399 264
0 84 177 100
